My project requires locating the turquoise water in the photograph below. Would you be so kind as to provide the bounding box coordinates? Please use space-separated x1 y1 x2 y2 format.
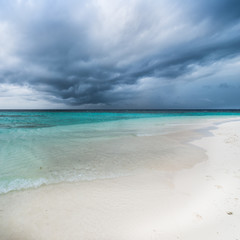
0 111 240 194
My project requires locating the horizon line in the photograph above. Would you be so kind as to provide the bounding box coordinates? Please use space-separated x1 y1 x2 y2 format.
1 109 240 112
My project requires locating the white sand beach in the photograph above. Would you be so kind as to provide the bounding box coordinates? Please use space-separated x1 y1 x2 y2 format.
0 119 240 240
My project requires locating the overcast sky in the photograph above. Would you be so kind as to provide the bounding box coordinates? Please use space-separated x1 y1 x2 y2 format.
0 0 240 109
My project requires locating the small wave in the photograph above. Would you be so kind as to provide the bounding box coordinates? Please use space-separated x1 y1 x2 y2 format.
0 178 49 194
135 133 156 137
0 171 131 195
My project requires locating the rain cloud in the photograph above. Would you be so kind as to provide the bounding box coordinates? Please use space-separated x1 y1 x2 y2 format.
0 0 240 108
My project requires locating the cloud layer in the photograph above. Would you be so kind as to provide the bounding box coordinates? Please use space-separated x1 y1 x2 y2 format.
0 0 240 108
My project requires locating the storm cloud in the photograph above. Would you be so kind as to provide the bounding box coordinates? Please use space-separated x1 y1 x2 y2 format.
0 0 240 108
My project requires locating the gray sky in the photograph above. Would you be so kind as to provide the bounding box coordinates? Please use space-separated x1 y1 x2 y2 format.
0 0 240 109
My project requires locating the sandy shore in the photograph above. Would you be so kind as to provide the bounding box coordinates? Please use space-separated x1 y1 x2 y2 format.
0 119 240 240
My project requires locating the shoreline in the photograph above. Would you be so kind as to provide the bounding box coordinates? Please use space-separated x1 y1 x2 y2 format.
1 118 240 239
0 116 239 196
0 117 212 196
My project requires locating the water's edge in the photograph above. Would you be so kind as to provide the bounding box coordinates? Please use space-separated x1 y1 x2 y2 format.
1 112 240 195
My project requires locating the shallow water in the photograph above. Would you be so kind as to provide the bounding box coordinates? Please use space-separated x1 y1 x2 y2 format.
0 111 240 194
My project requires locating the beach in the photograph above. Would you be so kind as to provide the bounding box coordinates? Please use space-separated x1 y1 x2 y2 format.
0 116 240 239
0 0 239 238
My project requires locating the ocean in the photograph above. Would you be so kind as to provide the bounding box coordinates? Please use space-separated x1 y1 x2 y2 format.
1 110 240 194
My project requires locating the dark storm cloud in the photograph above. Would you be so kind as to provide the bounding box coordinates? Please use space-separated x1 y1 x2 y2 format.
0 0 240 108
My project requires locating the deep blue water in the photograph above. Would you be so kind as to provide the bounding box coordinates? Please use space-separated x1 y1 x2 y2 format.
1 110 240 130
